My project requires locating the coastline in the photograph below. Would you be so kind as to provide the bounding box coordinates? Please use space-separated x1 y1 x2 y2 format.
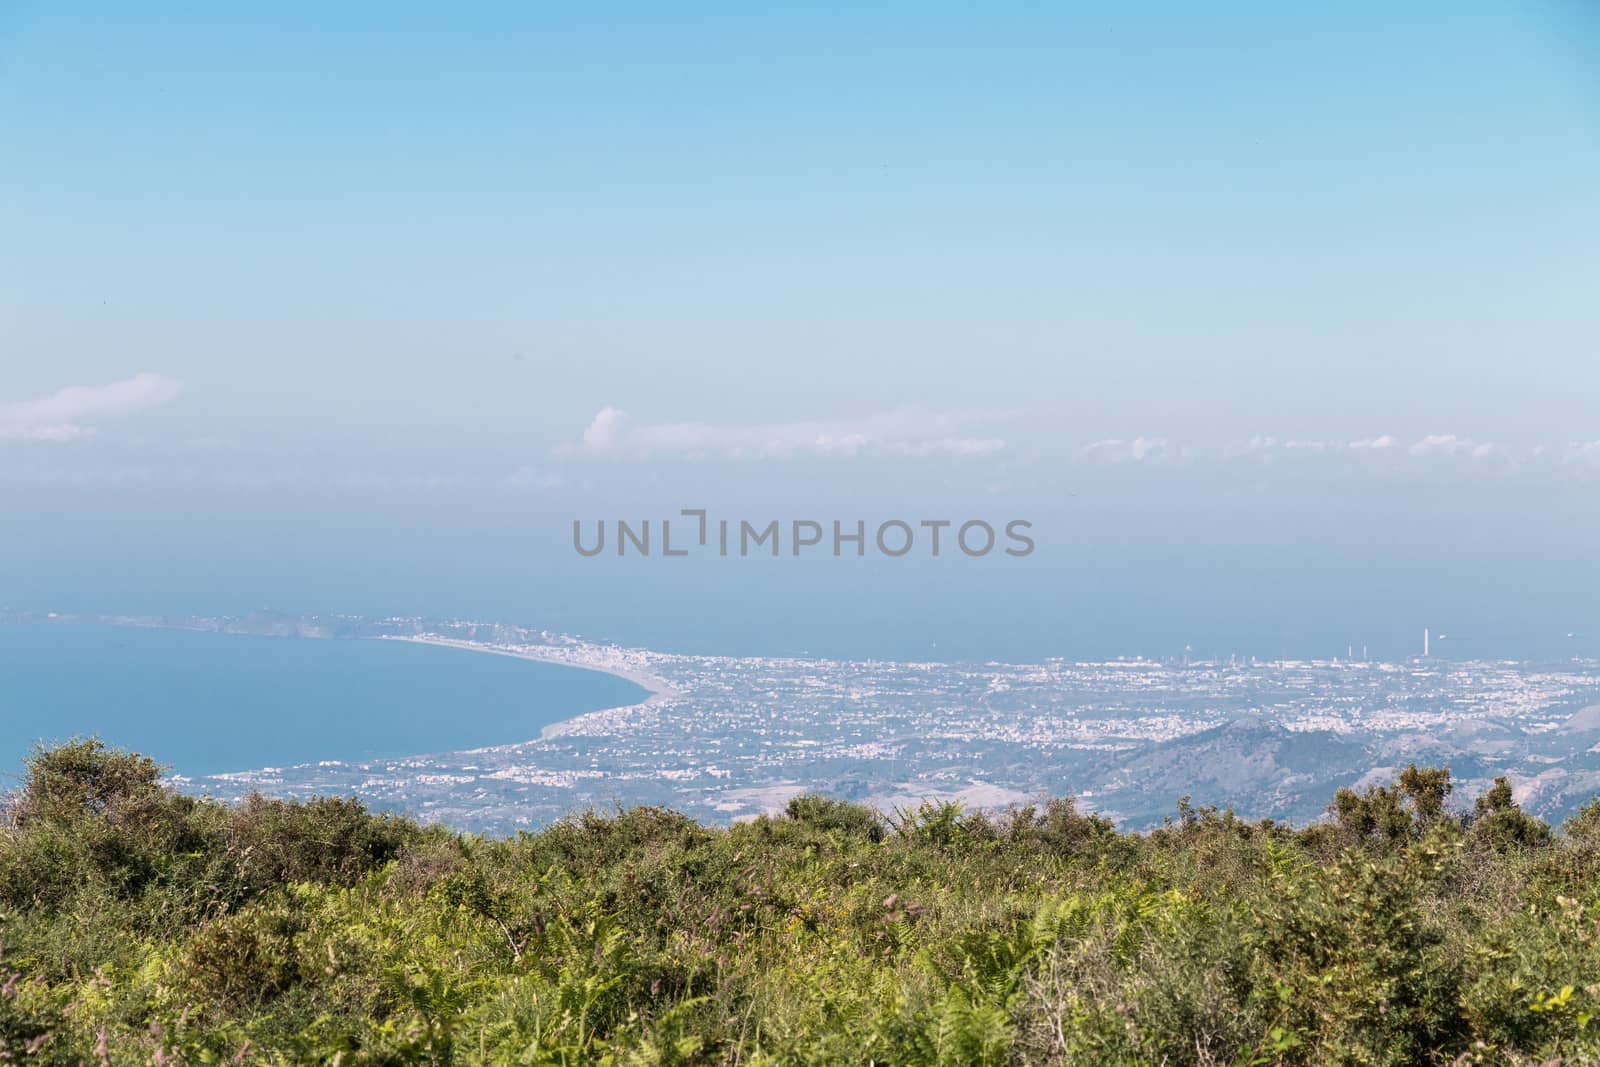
374 634 682 742
2 621 668 778
2 617 683 769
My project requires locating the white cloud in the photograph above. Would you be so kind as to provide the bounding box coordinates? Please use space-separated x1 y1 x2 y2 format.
1076 437 1185 464
556 407 1006 461
505 467 565 490
1224 432 1515 465
580 406 631 452
1407 434 1460 457
1225 434 1399 463
1222 435 1279 461
1565 441 1600 469
1166 431 1583 476
1401 434 1510 463
0 373 184 442
1408 434 1475 457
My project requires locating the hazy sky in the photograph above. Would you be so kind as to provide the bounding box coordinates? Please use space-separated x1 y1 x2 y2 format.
3 4 1597 657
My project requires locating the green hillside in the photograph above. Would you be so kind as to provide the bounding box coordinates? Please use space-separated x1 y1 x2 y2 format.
2 740 1597 1065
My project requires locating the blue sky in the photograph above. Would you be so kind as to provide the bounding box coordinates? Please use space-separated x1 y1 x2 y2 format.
2 3 1597 658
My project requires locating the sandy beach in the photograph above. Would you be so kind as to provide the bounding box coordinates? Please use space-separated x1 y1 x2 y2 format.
375 634 683 741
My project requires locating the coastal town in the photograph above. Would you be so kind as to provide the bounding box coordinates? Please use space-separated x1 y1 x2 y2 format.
52 611 1594 834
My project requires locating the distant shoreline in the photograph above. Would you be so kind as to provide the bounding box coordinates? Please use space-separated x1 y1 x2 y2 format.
374 634 680 742
0 620 659 777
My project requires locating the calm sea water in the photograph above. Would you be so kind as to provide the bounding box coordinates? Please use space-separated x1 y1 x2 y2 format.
0 623 646 780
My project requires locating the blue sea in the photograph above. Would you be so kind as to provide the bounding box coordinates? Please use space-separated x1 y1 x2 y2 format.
0 623 647 781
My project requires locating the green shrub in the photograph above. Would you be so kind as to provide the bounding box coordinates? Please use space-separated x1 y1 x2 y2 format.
226 793 418 890
8 743 1600 1064
783 794 885 842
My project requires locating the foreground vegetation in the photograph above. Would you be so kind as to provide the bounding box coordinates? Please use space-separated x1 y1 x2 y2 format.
4 743 1600 1064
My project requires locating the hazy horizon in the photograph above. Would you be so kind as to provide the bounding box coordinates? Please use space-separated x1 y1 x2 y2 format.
4 3 1597 661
